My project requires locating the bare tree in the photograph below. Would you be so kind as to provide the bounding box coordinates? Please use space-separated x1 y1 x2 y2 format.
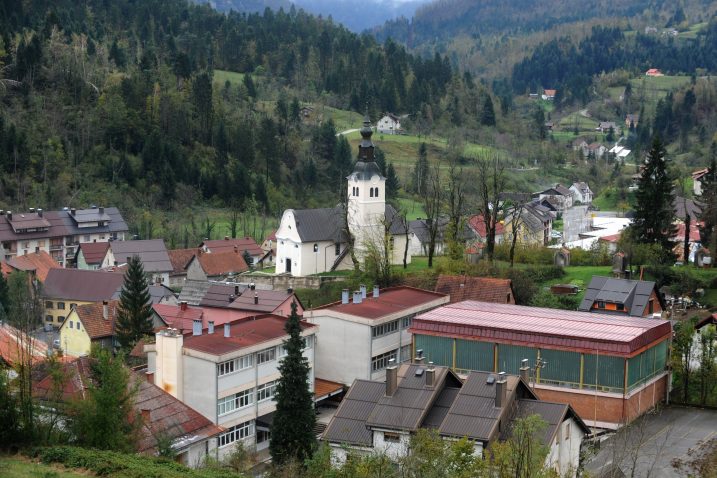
423 163 443 268
475 153 506 260
362 216 394 287
504 196 528 268
446 160 467 260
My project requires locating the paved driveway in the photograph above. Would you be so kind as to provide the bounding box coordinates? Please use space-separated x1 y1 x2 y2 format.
585 406 717 477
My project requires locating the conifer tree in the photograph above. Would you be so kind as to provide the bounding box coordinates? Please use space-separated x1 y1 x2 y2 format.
630 136 676 263
270 301 315 465
386 162 400 200
699 142 717 259
480 94 496 126
412 142 429 195
115 256 153 351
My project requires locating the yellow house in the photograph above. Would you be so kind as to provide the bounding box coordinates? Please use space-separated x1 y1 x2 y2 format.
43 269 125 327
59 301 119 357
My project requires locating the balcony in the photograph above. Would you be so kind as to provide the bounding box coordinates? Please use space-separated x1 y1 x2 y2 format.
49 243 63 251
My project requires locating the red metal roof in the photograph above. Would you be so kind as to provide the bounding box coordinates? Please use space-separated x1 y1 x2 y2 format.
411 301 671 356
317 286 447 319
182 314 315 355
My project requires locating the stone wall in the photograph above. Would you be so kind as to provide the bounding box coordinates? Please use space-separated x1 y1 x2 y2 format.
238 273 346 290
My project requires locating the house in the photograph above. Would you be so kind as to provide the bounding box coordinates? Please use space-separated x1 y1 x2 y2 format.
609 145 631 160
75 241 110 270
542 89 557 100
304 286 448 386
102 239 173 285
42 268 125 327
112 284 177 307
0 322 49 368
200 237 264 267
411 301 672 428
504 201 555 246
0 206 128 267
674 195 702 221
58 300 120 356
467 214 504 244
377 113 401 134
692 168 709 196
538 184 573 212
167 248 197 289
3 251 60 282
33 356 222 467
572 139 589 155
322 362 589 476
275 115 410 276
586 142 607 159
434 275 515 304
259 230 276 267
145 314 318 457
408 217 474 256
569 182 593 204
579 276 665 317
185 249 249 281
646 68 663 77
597 121 617 133
598 233 621 253
625 114 639 129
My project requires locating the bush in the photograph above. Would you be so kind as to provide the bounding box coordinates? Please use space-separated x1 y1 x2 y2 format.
529 290 581 310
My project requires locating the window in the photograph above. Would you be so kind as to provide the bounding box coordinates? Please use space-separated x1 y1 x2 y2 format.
372 320 399 338
279 344 288 358
217 389 254 416
335 243 341 256
83 235 90 242
45 315 53 322
616 303 625 311
401 316 413 329
257 347 276 364
648 299 654 315
257 380 278 402
58 316 65 322
374 187 379 197
564 423 570 441
45 301 53 309
356 187 359 196
400 344 412 363
218 420 254 447
218 355 253 376
69 321 74 329
370 188 374 198
303 335 313 350
57 302 66 310
372 349 397 372
383 432 401 443
596 301 606 309
313 243 318 253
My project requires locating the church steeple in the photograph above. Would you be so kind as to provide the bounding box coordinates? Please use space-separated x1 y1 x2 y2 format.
357 113 375 162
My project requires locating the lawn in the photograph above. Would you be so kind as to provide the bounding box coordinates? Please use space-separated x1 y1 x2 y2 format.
213 69 246 86
592 187 635 212
629 75 692 114
557 112 598 131
0 456 89 478
396 197 426 221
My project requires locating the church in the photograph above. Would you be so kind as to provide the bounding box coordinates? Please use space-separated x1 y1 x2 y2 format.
274 115 411 276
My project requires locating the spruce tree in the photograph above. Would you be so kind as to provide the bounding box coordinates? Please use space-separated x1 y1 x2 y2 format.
386 162 400 199
270 301 315 465
631 136 676 263
412 142 429 195
115 256 153 351
480 95 496 126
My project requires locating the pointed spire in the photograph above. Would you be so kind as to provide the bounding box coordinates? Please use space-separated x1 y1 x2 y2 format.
358 107 375 162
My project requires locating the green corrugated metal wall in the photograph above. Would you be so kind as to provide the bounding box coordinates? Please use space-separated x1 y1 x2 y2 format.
415 335 453 367
583 354 625 390
496 344 538 375
539 349 582 384
455 339 493 372
628 340 668 388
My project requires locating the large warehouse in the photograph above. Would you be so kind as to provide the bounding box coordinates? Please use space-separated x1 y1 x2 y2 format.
410 301 672 428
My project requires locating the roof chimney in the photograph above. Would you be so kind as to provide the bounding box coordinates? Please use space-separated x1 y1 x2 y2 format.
208 321 215 334
373 285 380 298
254 292 259 305
426 362 435 387
37 208 43 217
224 323 230 338
415 349 424 364
229 294 235 302
99 206 104 215
6 211 11 220
29 207 35 213
180 301 187 311
102 300 109 320
341 289 349 304
250 283 255 291
386 359 398 396
287 287 293 294
360 284 367 299
192 319 202 336
234 245 238 253
224 236 229 240
234 285 240 295
141 409 151 424
520 359 530 385
70 208 76 216
495 372 507 408
353 290 362 304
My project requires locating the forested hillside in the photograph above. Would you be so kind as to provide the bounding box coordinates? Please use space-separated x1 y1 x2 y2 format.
0 0 468 234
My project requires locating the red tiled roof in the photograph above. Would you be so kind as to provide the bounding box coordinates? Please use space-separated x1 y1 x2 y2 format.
266 230 276 242
544 89 556 96
77 242 110 265
1 261 13 277
195 250 249 276
74 300 120 339
182 314 315 355
316 286 448 319
411 301 672 356
314 378 344 400
0 322 49 366
202 237 263 256
598 233 622 243
153 303 204 332
6 251 60 282
674 223 701 243
435 275 515 304
692 168 709 180
33 355 92 401
467 214 504 238
167 248 197 275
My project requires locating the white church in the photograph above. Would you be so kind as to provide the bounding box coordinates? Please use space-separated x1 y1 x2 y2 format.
275 116 411 276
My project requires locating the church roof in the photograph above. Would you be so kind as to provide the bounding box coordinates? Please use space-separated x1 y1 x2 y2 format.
292 204 406 243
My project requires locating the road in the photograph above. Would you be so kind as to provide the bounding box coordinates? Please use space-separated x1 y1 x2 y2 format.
561 205 591 242
336 128 359 137
585 406 717 478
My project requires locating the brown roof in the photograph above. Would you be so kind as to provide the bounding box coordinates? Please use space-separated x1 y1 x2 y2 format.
0 322 49 366
73 300 120 339
194 250 249 276
33 355 92 402
109 239 172 273
76 241 110 265
7 212 51 231
228 289 293 313
182 314 315 355
317 286 447 319
0 207 128 243
315 378 345 401
43 268 125 301
435 275 515 304
152 303 204 333
6 251 60 282
167 248 197 274
202 237 263 256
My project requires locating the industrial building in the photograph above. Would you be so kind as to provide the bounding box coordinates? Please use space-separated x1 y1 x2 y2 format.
410 301 672 428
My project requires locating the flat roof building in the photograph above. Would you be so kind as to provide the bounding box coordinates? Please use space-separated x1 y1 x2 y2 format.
410 301 672 428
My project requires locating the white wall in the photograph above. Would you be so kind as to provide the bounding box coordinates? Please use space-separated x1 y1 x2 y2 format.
182 355 216 420
544 418 583 478
313 317 370 384
373 430 410 461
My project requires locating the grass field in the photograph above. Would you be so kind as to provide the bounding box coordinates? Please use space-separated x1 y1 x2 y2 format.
557 112 599 132
592 187 636 211
0 456 88 478
213 69 246 86
680 22 707 39
396 197 426 221
629 75 692 114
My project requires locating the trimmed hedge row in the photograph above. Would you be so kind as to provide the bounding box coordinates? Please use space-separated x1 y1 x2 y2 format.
29 447 240 478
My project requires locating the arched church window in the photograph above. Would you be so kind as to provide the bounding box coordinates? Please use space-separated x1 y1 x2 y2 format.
375 187 379 197
370 188 374 198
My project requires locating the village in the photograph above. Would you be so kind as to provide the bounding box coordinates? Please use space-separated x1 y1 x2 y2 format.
2 113 717 478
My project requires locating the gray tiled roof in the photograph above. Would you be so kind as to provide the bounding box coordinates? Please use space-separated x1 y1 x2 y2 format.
409 217 474 245
0 207 128 242
322 380 385 446
43 269 125 301
579 276 662 316
178 280 213 305
110 239 172 273
292 204 406 243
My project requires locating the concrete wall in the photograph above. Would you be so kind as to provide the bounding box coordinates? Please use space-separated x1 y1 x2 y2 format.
545 417 584 478
58 310 92 356
373 430 410 461
314 317 370 384
186 258 208 281
237 273 345 291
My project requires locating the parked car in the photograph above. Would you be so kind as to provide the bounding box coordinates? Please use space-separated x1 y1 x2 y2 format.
52 339 61 349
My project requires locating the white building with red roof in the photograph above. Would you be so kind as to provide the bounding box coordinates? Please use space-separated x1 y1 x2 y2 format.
305 286 448 385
